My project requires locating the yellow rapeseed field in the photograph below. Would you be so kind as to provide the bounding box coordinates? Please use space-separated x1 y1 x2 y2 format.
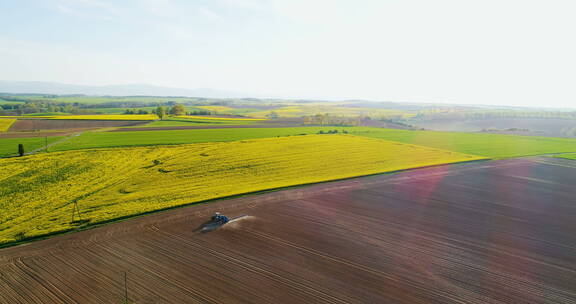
197 105 235 113
0 135 485 244
0 119 16 132
247 105 412 119
174 115 266 121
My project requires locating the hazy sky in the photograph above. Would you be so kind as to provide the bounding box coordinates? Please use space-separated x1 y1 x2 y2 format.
1 0 575 107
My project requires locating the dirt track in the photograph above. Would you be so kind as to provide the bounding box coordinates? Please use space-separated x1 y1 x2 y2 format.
1 158 575 303
0 131 75 138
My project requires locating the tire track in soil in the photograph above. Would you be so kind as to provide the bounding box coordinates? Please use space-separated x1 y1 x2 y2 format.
149 225 352 304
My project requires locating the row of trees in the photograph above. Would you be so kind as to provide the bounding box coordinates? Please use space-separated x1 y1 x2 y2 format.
303 114 370 126
151 105 224 119
187 110 213 115
0 99 193 118
123 109 150 114
0 102 93 115
0 96 231 116
152 104 186 119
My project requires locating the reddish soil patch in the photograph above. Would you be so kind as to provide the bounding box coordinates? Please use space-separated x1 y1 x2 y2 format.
114 124 303 132
0 158 575 303
9 119 149 132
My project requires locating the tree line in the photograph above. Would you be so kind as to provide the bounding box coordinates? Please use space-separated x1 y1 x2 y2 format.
303 113 405 126
0 98 216 118
151 105 216 119
0 101 93 115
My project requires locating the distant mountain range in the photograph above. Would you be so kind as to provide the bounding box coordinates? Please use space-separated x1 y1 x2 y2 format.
0 81 259 98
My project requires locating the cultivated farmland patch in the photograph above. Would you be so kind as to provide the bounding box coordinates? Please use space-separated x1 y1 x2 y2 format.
0 119 16 132
350 128 576 158
0 135 483 244
9 119 148 131
0 158 574 303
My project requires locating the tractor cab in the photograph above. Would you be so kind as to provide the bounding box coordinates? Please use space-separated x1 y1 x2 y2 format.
198 212 247 232
211 212 229 224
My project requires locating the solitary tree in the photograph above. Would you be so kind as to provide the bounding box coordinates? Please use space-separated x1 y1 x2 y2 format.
169 104 186 116
18 144 24 156
156 106 166 120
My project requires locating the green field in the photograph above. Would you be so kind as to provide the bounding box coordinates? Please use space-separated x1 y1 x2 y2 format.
350 128 576 158
0 137 64 157
0 100 24 105
50 127 342 151
554 153 576 160
43 126 576 158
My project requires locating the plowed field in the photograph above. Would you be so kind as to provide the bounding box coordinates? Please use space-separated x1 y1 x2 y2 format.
1 157 575 303
9 119 148 131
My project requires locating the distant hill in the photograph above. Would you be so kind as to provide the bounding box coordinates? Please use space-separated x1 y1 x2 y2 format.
0 81 257 98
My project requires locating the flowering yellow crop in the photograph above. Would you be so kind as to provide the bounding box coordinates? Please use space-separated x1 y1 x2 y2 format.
175 115 266 121
247 105 412 118
50 114 158 120
197 105 235 112
0 119 16 131
0 135 485 244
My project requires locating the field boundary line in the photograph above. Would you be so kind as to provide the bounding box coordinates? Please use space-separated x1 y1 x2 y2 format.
26 131 84 155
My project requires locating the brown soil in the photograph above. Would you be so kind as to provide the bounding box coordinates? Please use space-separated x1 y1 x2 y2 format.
0 158 575 303
9 120 148 132
113 124 303 132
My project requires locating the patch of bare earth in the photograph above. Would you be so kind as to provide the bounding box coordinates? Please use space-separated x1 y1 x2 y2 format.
113 124 302 132
9 119 148 132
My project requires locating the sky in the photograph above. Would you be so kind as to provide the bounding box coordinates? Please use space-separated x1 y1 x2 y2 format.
0 0 575 108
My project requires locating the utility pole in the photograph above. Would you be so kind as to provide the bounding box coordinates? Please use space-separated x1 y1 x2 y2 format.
45 136 48 152
71 201 82 222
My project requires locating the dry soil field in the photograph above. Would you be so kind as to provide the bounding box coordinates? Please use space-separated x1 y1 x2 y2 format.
1 157 575 303
113 123 301 132
9 119 148 132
